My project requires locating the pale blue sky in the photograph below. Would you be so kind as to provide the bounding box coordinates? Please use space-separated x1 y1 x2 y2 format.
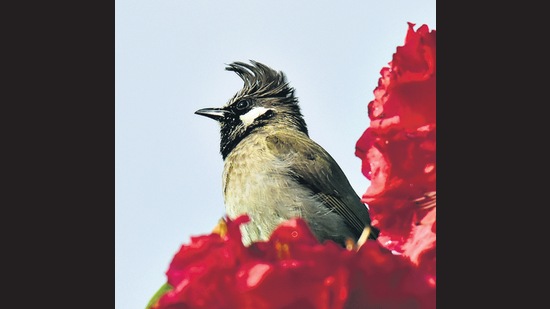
115 1 436 308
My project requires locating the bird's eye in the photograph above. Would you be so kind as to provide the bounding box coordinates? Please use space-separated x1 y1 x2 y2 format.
235 100 251 111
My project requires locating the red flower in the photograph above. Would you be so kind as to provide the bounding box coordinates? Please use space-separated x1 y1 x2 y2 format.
152 215 435 309
355 23 436 280
348 241 435 309
153 216 250 309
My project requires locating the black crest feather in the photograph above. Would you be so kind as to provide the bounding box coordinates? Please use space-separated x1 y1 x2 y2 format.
225 60 294 101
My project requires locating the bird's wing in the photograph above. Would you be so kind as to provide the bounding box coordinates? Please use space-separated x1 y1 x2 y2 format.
265 131 376 239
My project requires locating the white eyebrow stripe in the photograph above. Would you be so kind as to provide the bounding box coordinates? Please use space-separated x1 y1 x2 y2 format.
239 107 271 126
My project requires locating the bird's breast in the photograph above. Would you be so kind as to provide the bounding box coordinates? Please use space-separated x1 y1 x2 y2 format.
222 133 315 243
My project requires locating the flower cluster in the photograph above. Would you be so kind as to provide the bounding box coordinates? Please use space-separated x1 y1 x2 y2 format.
151 215 435 309
355 22 436 279
148 22 436 309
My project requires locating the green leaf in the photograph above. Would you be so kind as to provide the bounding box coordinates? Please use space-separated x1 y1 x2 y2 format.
145 282 173 309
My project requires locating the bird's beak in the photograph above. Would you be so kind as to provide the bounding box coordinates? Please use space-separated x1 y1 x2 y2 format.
194 108 228 121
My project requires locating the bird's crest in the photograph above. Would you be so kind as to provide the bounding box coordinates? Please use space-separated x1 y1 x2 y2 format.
225 61 295 102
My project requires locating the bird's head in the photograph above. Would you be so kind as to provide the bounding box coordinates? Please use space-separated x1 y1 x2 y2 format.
195 60 308 159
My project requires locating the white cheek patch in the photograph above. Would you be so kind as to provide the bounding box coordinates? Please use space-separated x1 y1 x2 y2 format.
239 107 271 126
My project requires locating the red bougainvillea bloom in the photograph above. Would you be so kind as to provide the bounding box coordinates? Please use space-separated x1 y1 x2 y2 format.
355 22 436 282
152 215 435 309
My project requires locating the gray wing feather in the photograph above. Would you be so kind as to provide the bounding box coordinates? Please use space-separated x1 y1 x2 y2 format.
266 132 374 238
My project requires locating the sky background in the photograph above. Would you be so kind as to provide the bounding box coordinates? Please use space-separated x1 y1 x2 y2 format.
115 1 436 308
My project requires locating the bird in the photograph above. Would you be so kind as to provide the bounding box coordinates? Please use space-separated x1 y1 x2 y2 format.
195 60 378 247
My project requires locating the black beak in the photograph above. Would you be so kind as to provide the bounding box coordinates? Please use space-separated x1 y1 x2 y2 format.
194 108 228 121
